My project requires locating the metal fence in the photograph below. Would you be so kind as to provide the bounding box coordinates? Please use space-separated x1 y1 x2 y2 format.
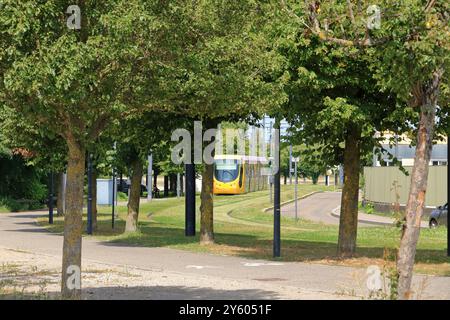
363 166 447 207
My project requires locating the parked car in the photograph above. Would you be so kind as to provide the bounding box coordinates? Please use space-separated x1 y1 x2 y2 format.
117 179 147 196
117 179 130 194
429 203 448 228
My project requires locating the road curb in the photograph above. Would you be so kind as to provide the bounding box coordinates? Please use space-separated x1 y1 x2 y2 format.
330 206 396 227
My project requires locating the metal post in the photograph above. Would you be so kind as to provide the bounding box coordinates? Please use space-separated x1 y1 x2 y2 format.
112 142 117 229
334 170 337 187
112 172 116 229
447 138 449 257
294 158 298 221
269 177 273 203
185 163 196 236
164 175 169 197
339 165 344 186
177 172 181 198
372 147 377 167
394 132 399 160
289 144 293 185
48 172 54 224
87 154 93 235
147 154 152 202
269 120 273 203
273 119 281 258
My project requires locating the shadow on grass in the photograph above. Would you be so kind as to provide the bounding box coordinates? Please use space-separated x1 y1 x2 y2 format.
98 221 449 268
22 211 450 274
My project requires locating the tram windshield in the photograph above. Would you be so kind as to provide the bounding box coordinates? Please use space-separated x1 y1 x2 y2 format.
214 159 240 183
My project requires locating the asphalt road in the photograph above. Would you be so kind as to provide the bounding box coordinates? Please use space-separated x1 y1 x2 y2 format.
281 191 343 225
281 191 428 228
0 209 448 299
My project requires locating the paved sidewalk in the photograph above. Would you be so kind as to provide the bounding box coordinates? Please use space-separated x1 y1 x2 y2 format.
0 211 448 299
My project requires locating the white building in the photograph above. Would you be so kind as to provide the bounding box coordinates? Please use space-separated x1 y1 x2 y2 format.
373 133 448 167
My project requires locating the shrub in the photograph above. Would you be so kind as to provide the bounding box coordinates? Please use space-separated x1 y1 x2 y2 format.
366 203 375 214
0 197 44 212
117 192 128 201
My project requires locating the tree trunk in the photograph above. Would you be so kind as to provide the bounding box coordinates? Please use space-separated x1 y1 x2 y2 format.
200 162 214 244
169 174 175 192
180 174 184 196
125 158 143 233
57 172 65 216
61 140 85 300
91 170 97 231
164 175 169 197
200 119 217 244
337 126 361 257
312 173 319 184
397 72 441 300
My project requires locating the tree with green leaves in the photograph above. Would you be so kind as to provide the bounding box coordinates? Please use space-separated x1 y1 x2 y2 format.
109 111 187 233
144 1 286 244
0 104 68 214
280 142 329 184
271 1 402 258
278 0 449 298
0 0 168 299
369 0 449 299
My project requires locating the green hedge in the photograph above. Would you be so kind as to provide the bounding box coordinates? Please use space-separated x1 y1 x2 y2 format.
0 154 48 202
0 197 44 212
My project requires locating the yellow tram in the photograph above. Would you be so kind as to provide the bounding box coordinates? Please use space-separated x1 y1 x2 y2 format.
213 155 269 195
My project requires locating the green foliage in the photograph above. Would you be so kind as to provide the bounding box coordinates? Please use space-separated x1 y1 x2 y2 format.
365 203 375 215
0 153 47 202
0 104 68 172
270 0 448 168
0 0 163 157
0 198 43 212
140 0 287 123
117 192 128 201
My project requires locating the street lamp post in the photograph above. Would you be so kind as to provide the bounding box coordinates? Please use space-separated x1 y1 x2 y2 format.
185 163 196 236
177 172 181 198
447 138 449 257
289 144 293 185
269 121 273 203
48 171 54 224
147 154 152 202
294 157 299 221
273 119 281 258
112 142 117 229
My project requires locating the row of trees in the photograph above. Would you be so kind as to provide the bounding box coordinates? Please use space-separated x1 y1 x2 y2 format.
0 1 448 299
275 0 449 299
0 0 284 299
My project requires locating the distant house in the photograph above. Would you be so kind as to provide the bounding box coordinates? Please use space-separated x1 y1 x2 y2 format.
373 133 448 167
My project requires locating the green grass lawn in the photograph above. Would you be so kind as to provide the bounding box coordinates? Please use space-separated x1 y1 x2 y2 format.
37 184 450 276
